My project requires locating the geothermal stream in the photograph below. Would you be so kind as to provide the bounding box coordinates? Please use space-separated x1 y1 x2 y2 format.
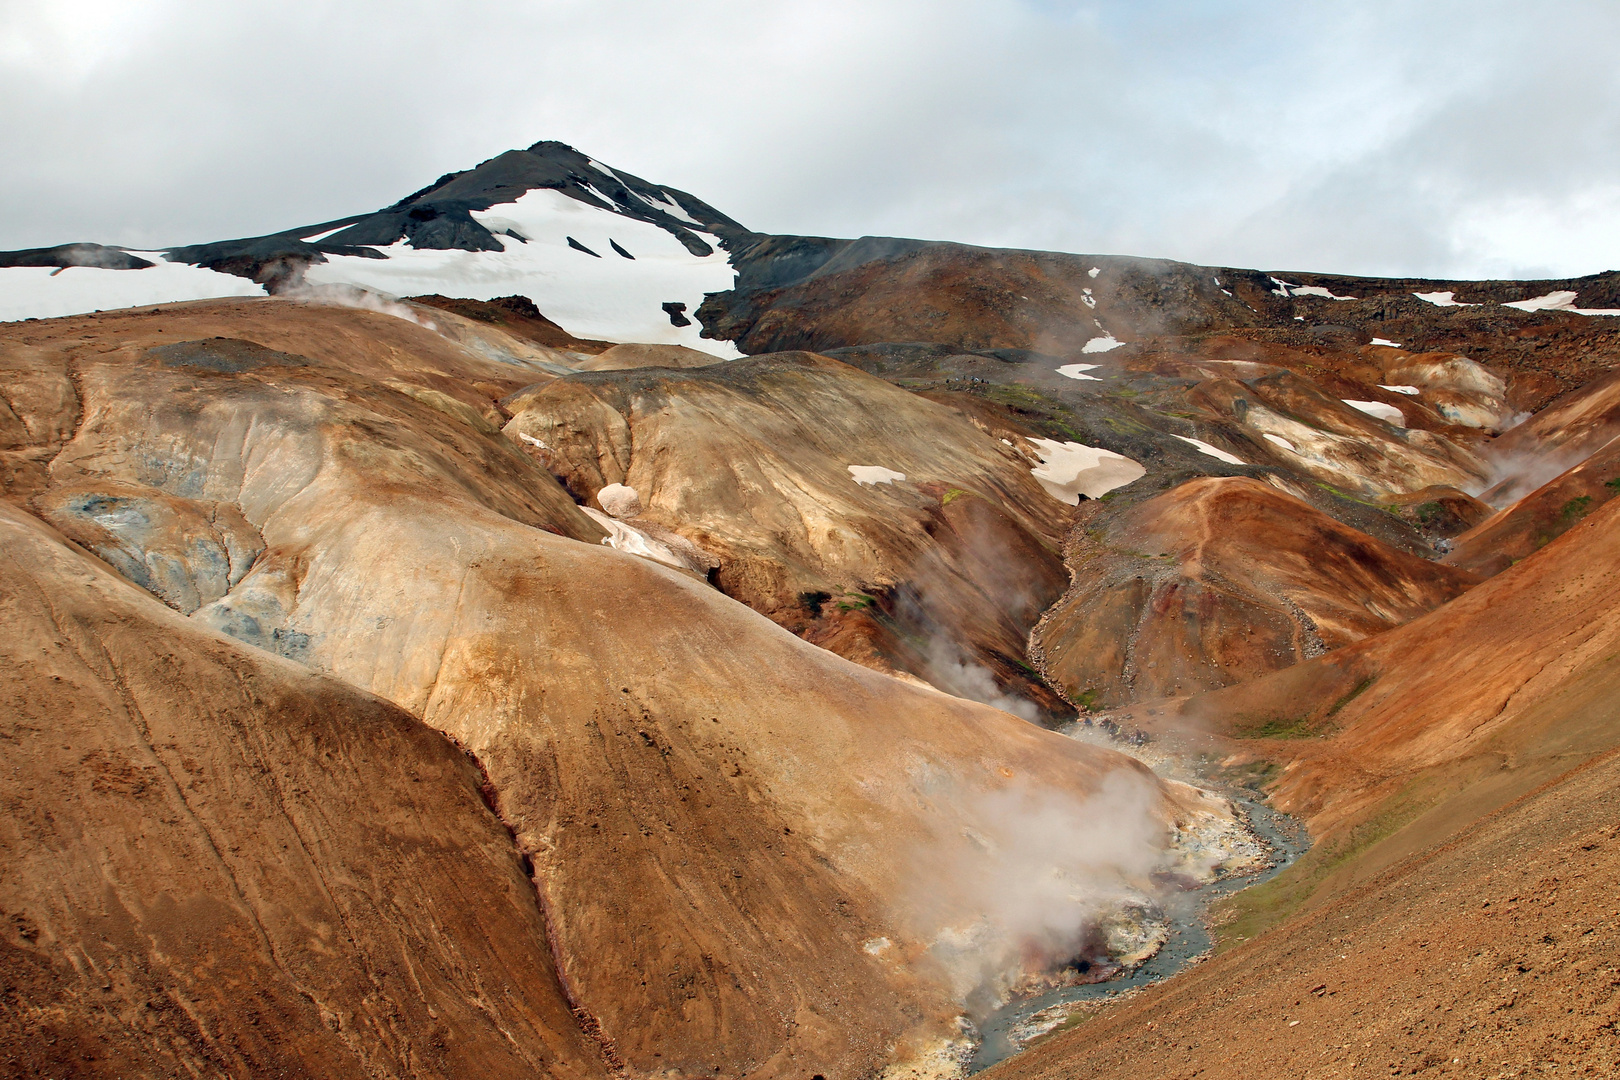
966 729 1311 1073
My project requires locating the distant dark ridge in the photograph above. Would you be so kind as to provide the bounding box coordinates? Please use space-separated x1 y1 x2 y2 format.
0 243 153 270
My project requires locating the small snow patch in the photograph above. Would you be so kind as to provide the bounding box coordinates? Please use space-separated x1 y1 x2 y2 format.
1027 438 1144 504
1502 290 1620 316
1088 267 1101 278
1289 285 1357 301
1370 337 1403 348
597 483 643 518
1056 363 1100 381
1263 433 1297 453
1414 291 1473 307
1081 335 1125 354
517 432 549 450
849 465 906 486
1504 290 1580 312
1173 435 1245 465
1343 399 1405 426
1379 384 1421 396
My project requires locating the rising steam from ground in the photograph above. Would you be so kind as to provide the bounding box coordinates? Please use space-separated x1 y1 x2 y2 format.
925 639 1040 723
1467 437 1606 506
279 280 438 330
905 766 1171 1019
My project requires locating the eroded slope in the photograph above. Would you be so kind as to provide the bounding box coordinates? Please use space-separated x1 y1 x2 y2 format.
502 351 1073 712
0 505 605 1080
1034 477 1475 709
1 299 1216 1079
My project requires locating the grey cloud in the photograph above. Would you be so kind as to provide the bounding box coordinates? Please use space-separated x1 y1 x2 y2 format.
0 0 1615 278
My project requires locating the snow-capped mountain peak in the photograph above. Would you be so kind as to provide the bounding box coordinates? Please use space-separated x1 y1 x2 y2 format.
0 140 752 352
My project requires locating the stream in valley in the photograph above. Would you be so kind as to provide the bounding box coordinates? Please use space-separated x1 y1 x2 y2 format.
967 791 1310 1072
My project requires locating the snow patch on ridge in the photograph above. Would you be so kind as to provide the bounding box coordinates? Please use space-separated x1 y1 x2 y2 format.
1056 363 1100 381
1173 435 1245 465
299 225 351 243
0 253 265 322
1289 285 1356 301
1502 290 1620 316
1379 384 1421 396
1414 291 1472 307
1027 439 1144 504
1263 433 1297 453
1343 399 1406 427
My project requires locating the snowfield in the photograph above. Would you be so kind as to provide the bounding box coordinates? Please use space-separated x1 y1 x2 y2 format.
1289 284 1356 301
0 188 740 354
581 506 688 568
0 254 265 322
305 188 740 352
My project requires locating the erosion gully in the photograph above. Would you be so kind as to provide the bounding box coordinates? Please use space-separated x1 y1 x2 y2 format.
968 730 1311 1073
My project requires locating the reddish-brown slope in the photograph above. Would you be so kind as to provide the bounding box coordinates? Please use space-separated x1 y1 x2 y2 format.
1034 477 1474 708
406 292 612 352
1123 497 1620 837
1447 434 1620 575
0 504 605 1080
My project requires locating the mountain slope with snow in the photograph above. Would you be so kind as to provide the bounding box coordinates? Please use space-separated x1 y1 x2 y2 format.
0 141 748 352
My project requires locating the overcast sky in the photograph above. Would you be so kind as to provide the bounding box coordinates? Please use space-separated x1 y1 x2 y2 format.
3 0 1617 279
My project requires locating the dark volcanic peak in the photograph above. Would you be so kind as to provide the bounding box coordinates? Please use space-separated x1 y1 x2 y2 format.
374 139 755 253
172 139 755 275
0 241 155 270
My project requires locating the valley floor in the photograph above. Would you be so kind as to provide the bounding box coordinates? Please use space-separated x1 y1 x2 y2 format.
989 748 1620 1079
